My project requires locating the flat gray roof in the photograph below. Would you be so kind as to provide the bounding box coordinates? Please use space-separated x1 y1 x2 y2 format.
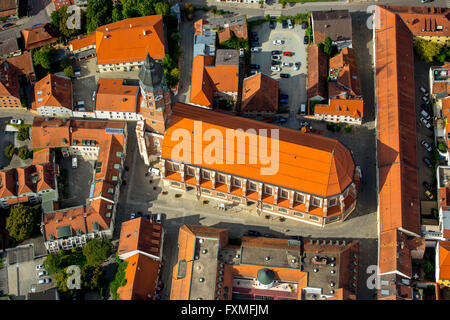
240 242 301 269
215 49 239 67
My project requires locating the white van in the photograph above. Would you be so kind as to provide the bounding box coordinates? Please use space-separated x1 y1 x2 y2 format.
72 156 78 169
300 104 306 115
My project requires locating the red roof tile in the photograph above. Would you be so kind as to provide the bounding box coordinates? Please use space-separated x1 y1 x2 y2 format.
242 73 279 112
33 74 72 110
21 24 58 50
307 44 328 101
95 78 138 113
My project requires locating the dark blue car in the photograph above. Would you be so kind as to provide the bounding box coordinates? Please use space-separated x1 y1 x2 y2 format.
278 117 287 123
280 94 288 99
280 98 289 104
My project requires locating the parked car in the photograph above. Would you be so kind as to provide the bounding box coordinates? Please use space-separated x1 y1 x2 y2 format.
1 23 15 30
425 189 434 200
144 214 150 220
421 109 431 120
271 60 280 66
76 100 85 107
421 140 432 152
300 121 309 127
130 212 136 219
294 62 300 71
251 47 261 53
92 90 96 102
301 21 307 29
422 96 430 104
9 119 22 125
250 70 259 75
38 278 51 284
74 71 81 77
239 48 244 56
271 66 281 72
280 73 290 78
423 181 432 191
73 66 80 72
72 156 78 169
250 64 260 70
287 19 293 29
279 98 289 104
421 0 433 3
247 230 261 237
304 36 309 44
280 94 288 99
420 116 432 129
251 41 260 47
32 23 42 27
272 55 281 60
281 20 288 28
282 62 292 67
273 39 284 45
420 86 427 94
271 50 282 55
283 51 293 56
35 265 44 271
37 271 48 278
269 20 275 29
250 36 259 42
278 117 287 123
156 213 162 224
251 32 257 37
423 157 433 168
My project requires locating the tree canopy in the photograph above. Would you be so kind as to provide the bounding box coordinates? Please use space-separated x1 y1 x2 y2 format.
414 38 444 64
18 147 32 160
86 0 113 33
32 46 55 71
6 205 41 242
82 239 112 266
50 5 81 38
154 2 170 16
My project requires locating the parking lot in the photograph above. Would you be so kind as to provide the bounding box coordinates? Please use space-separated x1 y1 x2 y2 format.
72 59 98 111
250 20 308 117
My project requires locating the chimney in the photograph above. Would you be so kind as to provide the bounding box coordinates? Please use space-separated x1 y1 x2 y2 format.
143 29 147 36
105 26 109 31
129 24 132 28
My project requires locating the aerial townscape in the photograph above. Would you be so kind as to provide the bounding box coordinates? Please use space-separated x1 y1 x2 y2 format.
0 0 448 308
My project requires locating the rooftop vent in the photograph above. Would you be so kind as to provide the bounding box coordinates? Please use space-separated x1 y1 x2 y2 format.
105 26 109 31
265 256 270 261
330 263 335 267
313 268 319 273
291 259 296 263
202 249 208 254
199 278 205 282
195 256 199 260
330 290 334 295
196 265 201 270
330 282 335 287
331 270 335 274
199 239 204 244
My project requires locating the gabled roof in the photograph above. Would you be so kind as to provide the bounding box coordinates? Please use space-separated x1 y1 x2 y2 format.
95 15 165 65
329 47 361 97
162 103 356 197
32 148 52 165
381 5 450 37
16 166 35 195
375 5 420 235
68 33 96 51
242 73 279 112
190 55 239 107
311 10 352 43
33 74 72 110
43 206 86 241
117 253 160 300
0 51 35 99
438 241 450 281
95 78 138 113
314 98 363 119
118 217 162 258
379 229 412 277
21 24 58 50
307 44 328 100
0 169 16 198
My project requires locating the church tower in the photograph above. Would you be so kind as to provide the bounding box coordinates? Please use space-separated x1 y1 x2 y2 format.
138 53 172 135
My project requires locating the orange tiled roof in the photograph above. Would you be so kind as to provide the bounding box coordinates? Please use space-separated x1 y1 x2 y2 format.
190 55 239 107
162 103 356 198
439 241 450 281
117 253 160 300
35 163 56 192
329 47 361 98
95 15 165 65
307 44 328 100
375 5 420 235
0 169 16 198
118 217 162 258
0 51 35 100
314 98 363 119
242 73 279 112
379 229 412 277
16 166 35 195
381 5 450 37
33 74 72 110
218 24 248 43
43 206 86 240
194 19 208 36
32 148 52 165
21 24 58 50
95 78 138 113
68 33 96 51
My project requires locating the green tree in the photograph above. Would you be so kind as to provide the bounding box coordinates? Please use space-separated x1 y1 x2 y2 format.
110 255 128 300
82 239 112 266
414 38 443 64
112 7 123 22
170 32 180 42
17 126 29 141
18 147 32 160
170 67 180 79
32 46 55 71
64 65 75 77
323 37 332 56
3 144 15 158
86 0 113 33
6 205 40 242
345 124 352 133
265 14 271 21
154 2 170 16
121 0 141 19
81 265 104 291
60 57 73 69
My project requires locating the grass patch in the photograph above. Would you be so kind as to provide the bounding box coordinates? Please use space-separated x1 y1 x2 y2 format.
110 255 129 300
